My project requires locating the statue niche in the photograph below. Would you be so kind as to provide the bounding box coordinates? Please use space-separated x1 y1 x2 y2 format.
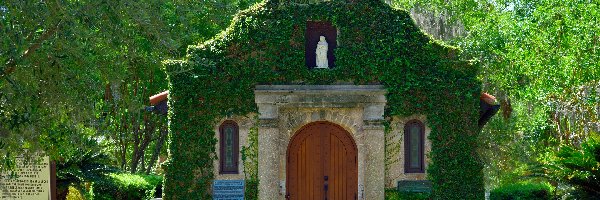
305 21 336 69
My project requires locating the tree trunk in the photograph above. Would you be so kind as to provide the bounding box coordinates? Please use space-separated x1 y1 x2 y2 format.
119 115 128 170
130 114 155 173
147 124 167 174
140 152 145 173
130 114 141 173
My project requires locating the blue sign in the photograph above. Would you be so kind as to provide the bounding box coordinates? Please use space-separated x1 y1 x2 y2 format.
213 180 244 200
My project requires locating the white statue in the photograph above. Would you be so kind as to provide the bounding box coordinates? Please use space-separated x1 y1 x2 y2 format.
315 36 329 68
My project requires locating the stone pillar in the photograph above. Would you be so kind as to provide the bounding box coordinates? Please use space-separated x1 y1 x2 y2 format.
257 105 280 200
363 119 385 200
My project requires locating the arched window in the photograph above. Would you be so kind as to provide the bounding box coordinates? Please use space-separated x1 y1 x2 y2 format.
220 120 239 174
404 120 425 173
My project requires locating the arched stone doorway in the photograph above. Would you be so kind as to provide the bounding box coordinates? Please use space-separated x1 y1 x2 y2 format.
286 121 358 200
255 85 386 199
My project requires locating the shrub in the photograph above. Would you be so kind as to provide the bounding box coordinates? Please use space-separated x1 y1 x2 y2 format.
541 134 600 197
66 186 85 200
57 151 117 199
93 173 163 200
385 189 431 200
490 182 554 200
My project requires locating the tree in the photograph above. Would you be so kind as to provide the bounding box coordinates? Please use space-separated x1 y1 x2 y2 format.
0 0 260 172
391 0 600 191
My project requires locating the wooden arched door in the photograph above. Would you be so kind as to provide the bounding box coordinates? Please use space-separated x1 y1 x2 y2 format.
286 121 358 200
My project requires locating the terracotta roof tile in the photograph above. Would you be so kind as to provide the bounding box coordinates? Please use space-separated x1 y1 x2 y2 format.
149 91 168 105
480 92 498 105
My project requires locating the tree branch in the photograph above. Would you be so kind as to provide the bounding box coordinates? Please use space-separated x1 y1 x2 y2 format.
1 20 62 78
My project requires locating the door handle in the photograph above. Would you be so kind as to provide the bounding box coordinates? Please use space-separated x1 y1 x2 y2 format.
324 183 328 191
285 194 290 199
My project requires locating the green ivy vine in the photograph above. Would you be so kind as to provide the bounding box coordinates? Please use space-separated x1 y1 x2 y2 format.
163 0 483 199
241 120 259 199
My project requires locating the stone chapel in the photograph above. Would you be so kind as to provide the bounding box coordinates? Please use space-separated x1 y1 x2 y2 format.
151 0 500 199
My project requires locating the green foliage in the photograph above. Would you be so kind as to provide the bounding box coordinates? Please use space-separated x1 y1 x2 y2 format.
92 173 163 200
391 0 599 101
477 101 555 188
385 189 431 200
57 151 116 184
241 123 259 199
55 145 163 200
539 134 600 197
0 0 260 175
164 0 482 199
57 150 118 199
1 1 260 198
57 151 162 200
244 179 259 200
489 182 554 200
66 186 86 200
390 0 600 192
384 120 401 180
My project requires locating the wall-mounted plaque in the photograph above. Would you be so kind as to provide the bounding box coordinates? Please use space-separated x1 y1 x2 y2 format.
213 180 244 200
0 156 51 200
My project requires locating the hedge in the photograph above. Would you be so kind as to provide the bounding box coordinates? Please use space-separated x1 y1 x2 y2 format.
92 173 162 200
385 189 431 200
490 182 554 200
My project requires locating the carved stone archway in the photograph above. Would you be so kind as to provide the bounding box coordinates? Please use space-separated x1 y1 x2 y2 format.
255 85 386 200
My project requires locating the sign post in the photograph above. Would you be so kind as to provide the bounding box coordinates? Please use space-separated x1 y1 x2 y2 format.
0 156 52 200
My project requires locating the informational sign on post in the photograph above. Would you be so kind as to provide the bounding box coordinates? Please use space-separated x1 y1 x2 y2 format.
213 180 244 200
0 156 51 200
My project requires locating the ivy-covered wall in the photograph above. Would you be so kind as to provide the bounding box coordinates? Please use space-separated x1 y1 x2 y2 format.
163 0 483 199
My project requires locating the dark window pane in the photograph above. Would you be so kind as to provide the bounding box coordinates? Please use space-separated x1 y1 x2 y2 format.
220 121 238 174
225 126 234 169
405 120 424 173
409 125 421 168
